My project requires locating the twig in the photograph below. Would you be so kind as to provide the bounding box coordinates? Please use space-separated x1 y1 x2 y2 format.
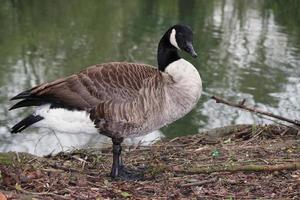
211 96 300 127
34 132 48 154
51 130 64 152
175 162 300 174
71 155 87 163
15 152 21 163
14 186 69 200
181 177 218 187
242 128 264 146
71 155 88 170
48 163 81 173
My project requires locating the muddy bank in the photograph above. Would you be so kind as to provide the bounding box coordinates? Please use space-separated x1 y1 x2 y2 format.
0 124 299 199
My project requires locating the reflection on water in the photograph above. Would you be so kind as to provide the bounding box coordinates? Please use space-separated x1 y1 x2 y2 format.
0 0 300 155
0 128 163 156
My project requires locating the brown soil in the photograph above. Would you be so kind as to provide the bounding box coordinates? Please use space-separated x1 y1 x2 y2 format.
0 124 299 199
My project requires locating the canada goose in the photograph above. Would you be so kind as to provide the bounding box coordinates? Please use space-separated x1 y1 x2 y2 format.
10 24 202 178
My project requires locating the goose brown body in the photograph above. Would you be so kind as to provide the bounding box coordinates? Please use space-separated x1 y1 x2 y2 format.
11 61 201 138
10 24 202 178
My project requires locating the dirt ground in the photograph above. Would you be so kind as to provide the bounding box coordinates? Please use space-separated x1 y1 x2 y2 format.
0 124 299 199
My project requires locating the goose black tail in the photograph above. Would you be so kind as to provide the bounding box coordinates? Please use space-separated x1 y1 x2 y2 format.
9 99 46 110
11 114 44 134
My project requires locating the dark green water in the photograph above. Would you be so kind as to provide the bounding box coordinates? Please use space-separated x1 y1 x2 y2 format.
1 0 300 154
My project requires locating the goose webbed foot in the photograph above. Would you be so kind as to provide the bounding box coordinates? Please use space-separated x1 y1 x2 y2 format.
110 137 144 180
111 166 145 181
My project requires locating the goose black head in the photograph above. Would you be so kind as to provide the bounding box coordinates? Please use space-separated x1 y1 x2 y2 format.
158 24 197 71
168 24 197 58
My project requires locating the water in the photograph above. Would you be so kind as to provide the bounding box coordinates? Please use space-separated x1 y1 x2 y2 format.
0 0 300 155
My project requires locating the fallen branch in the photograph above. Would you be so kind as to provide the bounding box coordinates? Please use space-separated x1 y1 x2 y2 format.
181 177 218 187
211 96 300 127
13 186 69 200
175 162 300 174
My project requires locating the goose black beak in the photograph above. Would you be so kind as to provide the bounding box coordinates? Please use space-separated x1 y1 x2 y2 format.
185 42 197 58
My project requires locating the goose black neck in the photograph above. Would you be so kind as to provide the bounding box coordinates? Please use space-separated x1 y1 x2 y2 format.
157 35 180 71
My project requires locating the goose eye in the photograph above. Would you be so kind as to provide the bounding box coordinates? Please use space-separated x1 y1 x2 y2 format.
177 33 184 38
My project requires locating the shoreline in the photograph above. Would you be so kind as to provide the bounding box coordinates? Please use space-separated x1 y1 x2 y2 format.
0 124 299 199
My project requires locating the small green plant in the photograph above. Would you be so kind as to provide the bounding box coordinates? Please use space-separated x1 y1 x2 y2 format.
251 124 257 134
211 149 220 158
121 191 132 198
226 196 234 200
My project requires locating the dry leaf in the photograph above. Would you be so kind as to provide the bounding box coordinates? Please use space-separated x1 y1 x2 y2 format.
0 193 7 200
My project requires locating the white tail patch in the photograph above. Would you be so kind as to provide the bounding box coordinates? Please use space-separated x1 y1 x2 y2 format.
170 29 180 49
33 104 98 134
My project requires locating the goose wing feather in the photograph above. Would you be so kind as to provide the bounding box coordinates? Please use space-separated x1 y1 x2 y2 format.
11 62 163 110
89 71 169 137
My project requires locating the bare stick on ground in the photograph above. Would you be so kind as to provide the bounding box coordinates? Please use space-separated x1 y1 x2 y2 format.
181 177 218 187
176 162 300 174
211 96 300 127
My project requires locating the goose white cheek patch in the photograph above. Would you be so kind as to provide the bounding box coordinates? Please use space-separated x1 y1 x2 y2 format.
170 29 180 49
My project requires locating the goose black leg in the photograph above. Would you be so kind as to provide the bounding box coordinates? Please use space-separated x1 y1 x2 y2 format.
110 137 124 179
119 153 124 169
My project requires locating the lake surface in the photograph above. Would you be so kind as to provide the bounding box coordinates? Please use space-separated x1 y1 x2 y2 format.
1 0 300 155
